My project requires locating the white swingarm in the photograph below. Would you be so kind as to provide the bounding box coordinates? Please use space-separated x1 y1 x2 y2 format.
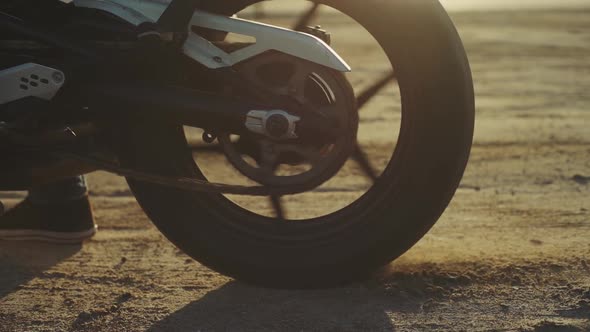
73 0 351 72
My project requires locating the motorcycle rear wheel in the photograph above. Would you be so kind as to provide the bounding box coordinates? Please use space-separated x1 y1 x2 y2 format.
119 0 474 288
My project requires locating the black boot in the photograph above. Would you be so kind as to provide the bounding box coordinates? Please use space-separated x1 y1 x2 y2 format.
0 196 96 244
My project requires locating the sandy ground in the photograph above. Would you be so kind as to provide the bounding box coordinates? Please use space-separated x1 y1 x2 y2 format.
1 8 590 332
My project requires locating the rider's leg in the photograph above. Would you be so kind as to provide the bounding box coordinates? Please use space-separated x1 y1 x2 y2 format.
0 176 96 244
28 176 88 204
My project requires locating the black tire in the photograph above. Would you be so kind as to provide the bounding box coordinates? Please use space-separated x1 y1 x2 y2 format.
118 0 474 288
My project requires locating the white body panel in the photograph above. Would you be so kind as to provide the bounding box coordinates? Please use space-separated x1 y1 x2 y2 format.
0 64 65 104
74 0 156 25
108 0 169 21
73 0 351 72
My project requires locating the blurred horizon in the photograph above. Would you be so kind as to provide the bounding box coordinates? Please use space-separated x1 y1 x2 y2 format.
102 0 590 14
439 0 590 11
99 0 590 24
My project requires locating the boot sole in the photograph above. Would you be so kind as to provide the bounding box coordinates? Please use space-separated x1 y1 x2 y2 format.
0 226 97 244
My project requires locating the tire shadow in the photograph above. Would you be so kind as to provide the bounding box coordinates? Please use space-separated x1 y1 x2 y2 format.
147 281 400 331
0 241 81 300
144 261 498 331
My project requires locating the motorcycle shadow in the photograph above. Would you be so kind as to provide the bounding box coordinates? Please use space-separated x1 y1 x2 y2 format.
147 280 397 331
0 241 81 300
146 262 479 331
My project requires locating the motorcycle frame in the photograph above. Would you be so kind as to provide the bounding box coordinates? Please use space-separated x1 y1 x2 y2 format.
0 0 349 189
0 0 349 135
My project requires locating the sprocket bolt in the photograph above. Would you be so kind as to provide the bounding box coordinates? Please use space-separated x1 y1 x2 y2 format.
52 71 64 84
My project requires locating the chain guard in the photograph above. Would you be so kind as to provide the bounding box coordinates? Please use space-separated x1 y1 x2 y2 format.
52 151 318 196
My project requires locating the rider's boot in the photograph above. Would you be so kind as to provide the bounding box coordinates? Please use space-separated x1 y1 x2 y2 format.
0 177 96 244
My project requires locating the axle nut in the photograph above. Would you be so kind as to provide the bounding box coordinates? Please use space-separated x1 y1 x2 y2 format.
245 110 300 139
266 114 290 138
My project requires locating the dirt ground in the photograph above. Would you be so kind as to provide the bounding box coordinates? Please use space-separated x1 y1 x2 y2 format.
1 8 590 332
